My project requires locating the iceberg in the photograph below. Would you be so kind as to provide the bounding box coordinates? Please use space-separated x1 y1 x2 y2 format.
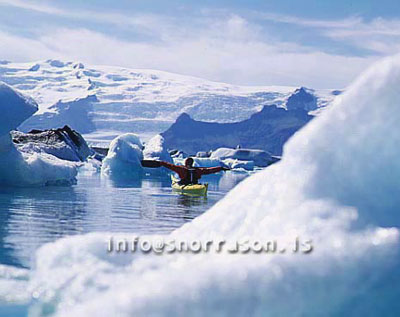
101 133 144 178
210 147 276 167
26 55 400 315
221 158 255 171
12 125 93 162
142 134 173 175
143 134 172 163
0 82 37 135
193 157 223 168
195 151 211 158
0 82 78 186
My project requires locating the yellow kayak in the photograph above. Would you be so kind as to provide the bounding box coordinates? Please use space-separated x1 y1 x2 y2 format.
171 175 208 196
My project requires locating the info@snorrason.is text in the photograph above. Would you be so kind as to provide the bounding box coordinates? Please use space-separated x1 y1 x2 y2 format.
107 236 313 254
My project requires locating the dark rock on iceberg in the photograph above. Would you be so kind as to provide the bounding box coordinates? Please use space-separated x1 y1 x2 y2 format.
11 125 93 162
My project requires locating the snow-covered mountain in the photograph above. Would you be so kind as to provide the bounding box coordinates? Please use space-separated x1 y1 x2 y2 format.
0 59 338 145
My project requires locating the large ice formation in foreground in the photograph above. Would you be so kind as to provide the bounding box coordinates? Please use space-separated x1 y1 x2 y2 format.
0 83 78 186
25 55 400 315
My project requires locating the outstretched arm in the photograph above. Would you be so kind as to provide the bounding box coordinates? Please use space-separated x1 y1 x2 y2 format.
198 166 225 176
141 160 162 168
160 161 186 176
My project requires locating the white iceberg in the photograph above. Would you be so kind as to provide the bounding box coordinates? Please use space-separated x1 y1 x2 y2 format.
210 147 275 167
221 158 254 171
171 157 223 170
101 133 144 178
0 82 37 135
195 151 211 158
143 134 172 163
25 55 400 315
175 155 253 172
142 134 172 175
0 82 78 186
193 157 223 168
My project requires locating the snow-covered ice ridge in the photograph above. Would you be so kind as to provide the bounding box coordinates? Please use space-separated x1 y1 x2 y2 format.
0 60 337 145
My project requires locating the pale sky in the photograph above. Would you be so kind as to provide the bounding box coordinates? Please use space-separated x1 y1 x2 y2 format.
1 0 400 88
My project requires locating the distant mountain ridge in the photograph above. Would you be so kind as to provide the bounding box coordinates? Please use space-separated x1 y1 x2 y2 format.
161 105 313 155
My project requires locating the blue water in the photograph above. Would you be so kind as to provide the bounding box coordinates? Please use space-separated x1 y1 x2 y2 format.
0 172 248 270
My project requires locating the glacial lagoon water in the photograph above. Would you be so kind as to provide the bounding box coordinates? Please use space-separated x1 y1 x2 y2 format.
0 171 248 270
0 171 249 316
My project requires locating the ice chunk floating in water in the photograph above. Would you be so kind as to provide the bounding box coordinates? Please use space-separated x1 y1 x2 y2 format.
26 55 400 315
142 134 172 175
101 133 144 179
143 134 172 163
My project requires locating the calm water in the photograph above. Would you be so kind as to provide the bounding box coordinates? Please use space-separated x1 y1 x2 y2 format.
0 171 248 269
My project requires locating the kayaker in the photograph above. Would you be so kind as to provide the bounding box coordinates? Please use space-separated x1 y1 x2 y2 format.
160 157 229 185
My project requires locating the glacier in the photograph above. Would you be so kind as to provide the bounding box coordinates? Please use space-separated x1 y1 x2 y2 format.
0 83 78 186
0 60 336 145
16 55 400 315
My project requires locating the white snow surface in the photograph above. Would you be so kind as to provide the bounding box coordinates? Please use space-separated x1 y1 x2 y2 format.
21 55 400 315
101 133 144 178
0 60 336 145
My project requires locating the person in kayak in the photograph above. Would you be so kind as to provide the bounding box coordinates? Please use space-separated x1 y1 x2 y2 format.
160 157 229 185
